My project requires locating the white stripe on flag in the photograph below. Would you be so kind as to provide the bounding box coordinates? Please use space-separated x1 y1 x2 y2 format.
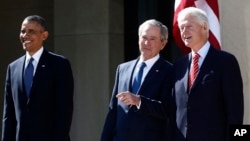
175 0 181 10
195 0 221 46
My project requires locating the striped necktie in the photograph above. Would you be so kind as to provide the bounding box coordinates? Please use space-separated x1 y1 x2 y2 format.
189 53 200 89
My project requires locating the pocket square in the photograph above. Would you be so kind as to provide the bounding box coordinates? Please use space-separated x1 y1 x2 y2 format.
202 70 214 84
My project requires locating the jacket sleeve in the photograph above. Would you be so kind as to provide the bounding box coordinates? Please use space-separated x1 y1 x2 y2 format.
2 65 17 141
101 66 120 141
54 58 74 141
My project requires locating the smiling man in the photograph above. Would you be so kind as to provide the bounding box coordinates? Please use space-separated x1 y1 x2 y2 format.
2 15 74 141
171 7 244 141
101 19 173 141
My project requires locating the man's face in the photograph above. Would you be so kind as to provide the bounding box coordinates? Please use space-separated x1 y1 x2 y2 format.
20 20 48 55
178 15 207 51
138 25 167 61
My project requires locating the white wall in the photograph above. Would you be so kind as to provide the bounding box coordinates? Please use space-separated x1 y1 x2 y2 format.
219 0 250 124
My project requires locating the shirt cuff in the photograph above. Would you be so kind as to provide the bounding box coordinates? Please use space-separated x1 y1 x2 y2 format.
136 98 141 109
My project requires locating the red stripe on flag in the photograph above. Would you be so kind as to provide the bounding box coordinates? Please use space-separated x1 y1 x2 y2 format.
209 31 221 51
173 0 221 55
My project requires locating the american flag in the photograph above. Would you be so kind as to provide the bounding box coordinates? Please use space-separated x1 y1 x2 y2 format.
173 0 221 55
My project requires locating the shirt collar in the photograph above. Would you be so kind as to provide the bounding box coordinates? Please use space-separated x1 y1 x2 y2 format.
138 54 160 68
26 47 44 64
191 41 210 59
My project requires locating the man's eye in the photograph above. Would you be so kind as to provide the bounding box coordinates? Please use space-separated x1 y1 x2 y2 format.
29 30 35 34
20 30 25 34
20 30 36 35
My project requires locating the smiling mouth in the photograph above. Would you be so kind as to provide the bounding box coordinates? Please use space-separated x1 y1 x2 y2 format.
184 36 191 40
23 40 31 44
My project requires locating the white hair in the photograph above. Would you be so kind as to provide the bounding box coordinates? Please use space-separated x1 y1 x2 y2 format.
177 7 209 33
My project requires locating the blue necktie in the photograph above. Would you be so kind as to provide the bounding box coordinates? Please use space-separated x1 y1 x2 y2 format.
24 57 34 97
132 62 146 94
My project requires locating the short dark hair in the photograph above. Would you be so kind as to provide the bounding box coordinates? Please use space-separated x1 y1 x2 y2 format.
24 15 48 31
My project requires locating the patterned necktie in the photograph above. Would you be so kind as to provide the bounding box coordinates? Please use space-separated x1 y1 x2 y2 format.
189 53 200 89
24 57 34 97
132 62 146 94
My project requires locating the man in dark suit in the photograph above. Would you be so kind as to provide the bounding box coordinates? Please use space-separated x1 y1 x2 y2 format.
101 19 173 141
2 15 74 141
171 7 244 141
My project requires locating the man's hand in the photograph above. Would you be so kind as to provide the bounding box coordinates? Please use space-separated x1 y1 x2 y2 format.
116 91 141 106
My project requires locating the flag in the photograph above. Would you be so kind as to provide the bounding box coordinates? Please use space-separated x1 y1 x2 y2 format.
173 0 221 55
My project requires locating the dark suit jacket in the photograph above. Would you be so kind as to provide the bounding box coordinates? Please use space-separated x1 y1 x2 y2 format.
172 46 244 141
2 49 74 141
101 56 173 141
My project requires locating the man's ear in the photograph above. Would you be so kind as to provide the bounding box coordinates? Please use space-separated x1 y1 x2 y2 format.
203 23 208 31
43 31 49 41
161 39 168 50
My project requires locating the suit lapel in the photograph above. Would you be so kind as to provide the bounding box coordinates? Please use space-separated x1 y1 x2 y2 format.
127 59 139 91
118 59 137 112
191 46 216 90
185 54 192 92
138 57 163 93
32 49 48 81
28 50 48 102
18 56 27 98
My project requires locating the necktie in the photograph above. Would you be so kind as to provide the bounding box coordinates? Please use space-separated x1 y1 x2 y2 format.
189 53 200 89
132 62 146 94
24 57 34 97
